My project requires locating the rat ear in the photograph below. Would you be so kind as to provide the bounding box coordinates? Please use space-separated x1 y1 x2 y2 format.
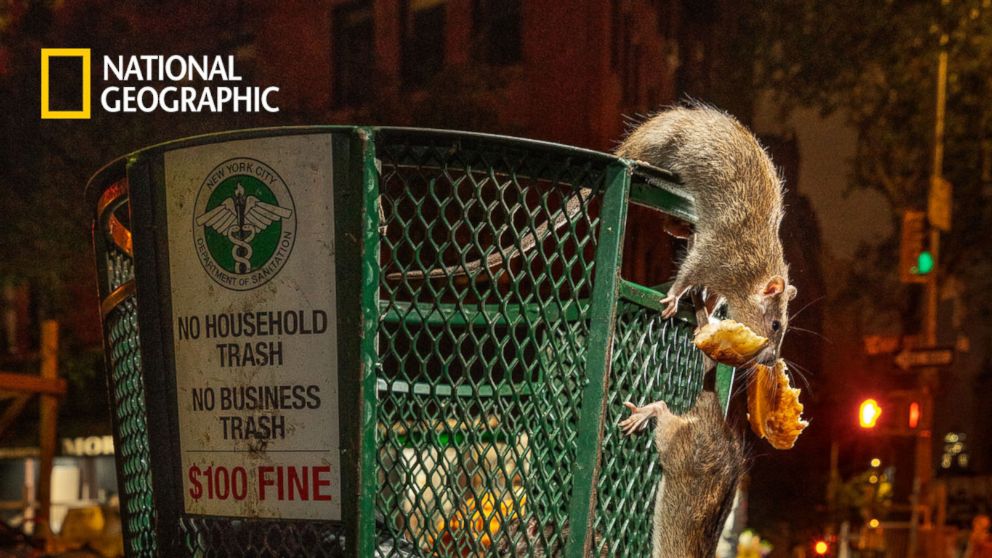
786 284 798 301
763 275 785 298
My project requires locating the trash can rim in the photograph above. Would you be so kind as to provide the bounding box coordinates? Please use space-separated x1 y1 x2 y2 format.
84 125 678 205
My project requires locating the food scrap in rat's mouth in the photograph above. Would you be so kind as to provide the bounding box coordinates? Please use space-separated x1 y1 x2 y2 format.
692 318 769 367
693 318 809 449
748 360 809 450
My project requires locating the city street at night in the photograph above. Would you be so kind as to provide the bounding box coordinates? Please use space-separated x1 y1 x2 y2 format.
1 1 991 557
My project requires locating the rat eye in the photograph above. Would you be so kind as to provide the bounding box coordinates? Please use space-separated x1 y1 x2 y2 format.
771 320 781 332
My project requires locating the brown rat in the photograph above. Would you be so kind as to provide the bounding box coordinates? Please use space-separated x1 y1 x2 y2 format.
619 391 744 558
386 104 795 364
491 391 742 557
616 104 797 365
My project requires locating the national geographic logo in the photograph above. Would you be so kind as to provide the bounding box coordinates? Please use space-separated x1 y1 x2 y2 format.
40 50 279 119
193 158 296 291
40 48 91 119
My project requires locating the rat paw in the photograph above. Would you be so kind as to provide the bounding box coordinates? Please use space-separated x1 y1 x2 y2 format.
660 295 679 319
619 400 671 436
661 283 692 319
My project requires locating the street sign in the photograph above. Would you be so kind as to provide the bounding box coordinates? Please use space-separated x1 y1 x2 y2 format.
864 335 901 355
894 347 954 371
863 334 922 355
166 135 341 521
928 175 952 232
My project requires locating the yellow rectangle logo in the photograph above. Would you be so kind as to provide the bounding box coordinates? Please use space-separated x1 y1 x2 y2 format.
41 48 91 119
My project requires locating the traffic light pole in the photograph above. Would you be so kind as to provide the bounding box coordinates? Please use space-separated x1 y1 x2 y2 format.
908 35 947 558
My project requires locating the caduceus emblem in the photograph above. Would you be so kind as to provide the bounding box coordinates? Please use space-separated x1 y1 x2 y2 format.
195 183 294 273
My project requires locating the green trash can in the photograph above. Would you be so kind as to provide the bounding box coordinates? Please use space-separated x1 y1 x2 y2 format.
88 127 734 557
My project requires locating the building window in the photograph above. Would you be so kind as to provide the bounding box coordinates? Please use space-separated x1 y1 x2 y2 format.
472 0 522 65
401 0 447 89
332 1 374 108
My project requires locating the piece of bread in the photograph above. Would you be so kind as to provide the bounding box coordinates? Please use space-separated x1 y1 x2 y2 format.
693 319 768 366
748 360 808 450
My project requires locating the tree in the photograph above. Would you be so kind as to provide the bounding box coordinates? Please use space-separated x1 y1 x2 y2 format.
747 0 992 323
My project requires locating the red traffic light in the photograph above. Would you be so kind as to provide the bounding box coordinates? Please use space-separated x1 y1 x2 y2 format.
859 399 882 429
908 401 921 429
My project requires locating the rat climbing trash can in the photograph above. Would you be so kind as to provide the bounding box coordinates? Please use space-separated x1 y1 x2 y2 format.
88 127 734 557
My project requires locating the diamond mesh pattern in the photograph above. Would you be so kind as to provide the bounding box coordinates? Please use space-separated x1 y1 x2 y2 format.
374 132 604 557
94 130 710 557
104 268 158 557
593 301 705 557
107 249 133 291
179 517 347 557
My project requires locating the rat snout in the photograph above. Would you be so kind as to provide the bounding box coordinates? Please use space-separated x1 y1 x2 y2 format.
755 345 778 366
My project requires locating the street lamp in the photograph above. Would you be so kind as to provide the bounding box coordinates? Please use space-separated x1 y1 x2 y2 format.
859 399 882 429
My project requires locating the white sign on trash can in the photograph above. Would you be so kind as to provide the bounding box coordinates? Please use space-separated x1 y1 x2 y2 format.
164 134 340 520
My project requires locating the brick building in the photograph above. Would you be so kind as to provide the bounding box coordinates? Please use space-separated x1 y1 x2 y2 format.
258 0 683 150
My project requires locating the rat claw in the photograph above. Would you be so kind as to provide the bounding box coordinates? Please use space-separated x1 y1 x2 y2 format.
619 401 659 435
660 295 679 319
619 417 641 436
624 415 650 435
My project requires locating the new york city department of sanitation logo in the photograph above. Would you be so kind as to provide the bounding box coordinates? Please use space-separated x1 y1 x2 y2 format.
193 158 296 291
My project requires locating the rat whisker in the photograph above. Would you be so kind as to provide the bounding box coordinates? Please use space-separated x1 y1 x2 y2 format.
782 358 814 395
729 363 758 400
789 295 826 322
787 327 833 344
781 356 810 376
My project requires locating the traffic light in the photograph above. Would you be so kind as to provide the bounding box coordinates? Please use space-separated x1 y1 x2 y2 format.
908 401 921 429
891 392 923 433
814 539 829 555
899 210 932 283
859 399 882 429
856 393 923 434
914 250 934 275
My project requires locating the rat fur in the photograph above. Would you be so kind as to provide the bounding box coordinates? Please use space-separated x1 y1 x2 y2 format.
492 392 743 557
386 103 795 363
616 103 797 364
619 391 744 558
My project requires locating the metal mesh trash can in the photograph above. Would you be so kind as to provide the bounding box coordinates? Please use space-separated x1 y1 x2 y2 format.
88 127 734 557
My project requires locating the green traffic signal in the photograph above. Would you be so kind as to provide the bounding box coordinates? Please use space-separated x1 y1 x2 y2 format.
912 251 934 275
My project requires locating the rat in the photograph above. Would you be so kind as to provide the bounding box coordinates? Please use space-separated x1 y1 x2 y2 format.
616 103 797 365
386 103 795 363
619 390 744 558
491 391 741 558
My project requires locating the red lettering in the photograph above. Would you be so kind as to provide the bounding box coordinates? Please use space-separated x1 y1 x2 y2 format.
232 466 248 501
188 465 203 500
216 466 229 500
314 465 332 501
288 466 308 501
258 466 275 500
253 465 333 502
